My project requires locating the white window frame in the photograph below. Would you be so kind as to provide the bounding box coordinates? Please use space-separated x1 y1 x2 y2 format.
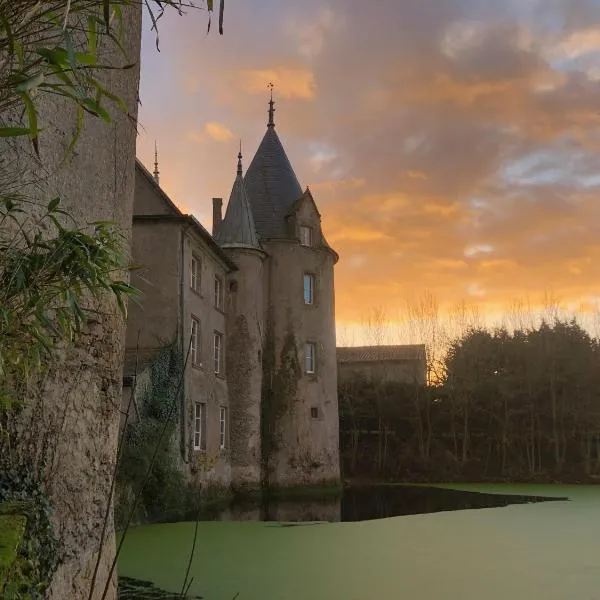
193 402 206 451
303 273 314 305
190 317 200 366
214 275 223 310
305 342 316 374
219 406 227 450
299 225 312 247
190 255 200 292
214 331 223 375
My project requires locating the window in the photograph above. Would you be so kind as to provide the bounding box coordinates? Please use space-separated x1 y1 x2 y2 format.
303 273 314 305
299 225 312 247
310 407 319 419
193 403 206 450
214 331 223 375
219 407 227 450
190 255 200 292
305 342 316 374
190 317 200 366
214 276 223 310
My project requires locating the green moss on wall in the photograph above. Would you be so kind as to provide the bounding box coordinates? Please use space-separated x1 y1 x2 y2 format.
0 512 27 598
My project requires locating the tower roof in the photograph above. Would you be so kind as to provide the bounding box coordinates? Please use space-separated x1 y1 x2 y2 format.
244 100 303 239
216 151 261 250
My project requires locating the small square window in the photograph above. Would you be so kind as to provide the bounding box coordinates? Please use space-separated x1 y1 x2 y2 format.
299 226 312 247
305 342 316 374
303 273 314 305
214 276 223 310
310 406 319 419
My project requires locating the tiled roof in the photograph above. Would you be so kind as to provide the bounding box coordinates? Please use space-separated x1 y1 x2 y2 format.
244 126 303 239
216 157 262 250
337 345 426 363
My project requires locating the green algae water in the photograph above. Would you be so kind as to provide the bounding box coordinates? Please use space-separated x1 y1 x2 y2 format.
118 484 600 600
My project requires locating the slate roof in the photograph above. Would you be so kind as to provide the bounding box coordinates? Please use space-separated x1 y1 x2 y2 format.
337 345 427 363
244 126 303 240
216 155 262 250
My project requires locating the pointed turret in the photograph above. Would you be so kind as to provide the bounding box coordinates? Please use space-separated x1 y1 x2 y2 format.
216 149 261 250
244 95 303 240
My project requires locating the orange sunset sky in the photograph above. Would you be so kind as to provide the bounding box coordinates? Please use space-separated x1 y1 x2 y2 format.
136 0 600 341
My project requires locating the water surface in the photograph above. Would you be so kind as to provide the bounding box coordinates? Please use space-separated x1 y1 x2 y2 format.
118 484 600 600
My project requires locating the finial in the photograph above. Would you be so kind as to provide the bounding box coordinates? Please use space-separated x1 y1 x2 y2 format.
267 82 275 128
153 140 160 185
237 139 243 176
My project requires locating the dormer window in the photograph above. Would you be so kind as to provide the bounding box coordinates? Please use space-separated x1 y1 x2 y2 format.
299 226 312 247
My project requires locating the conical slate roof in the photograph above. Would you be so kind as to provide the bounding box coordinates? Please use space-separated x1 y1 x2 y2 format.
217 153 261 250
244 125 303 240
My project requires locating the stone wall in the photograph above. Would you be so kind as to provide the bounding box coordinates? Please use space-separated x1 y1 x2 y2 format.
224 248 266 489
262 238 340 488
1 5 143 599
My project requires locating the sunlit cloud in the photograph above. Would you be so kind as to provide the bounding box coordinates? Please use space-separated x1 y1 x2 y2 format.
205 122 234 142
239 67 317 99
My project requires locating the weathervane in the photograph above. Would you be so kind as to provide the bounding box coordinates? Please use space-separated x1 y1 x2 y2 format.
267 82 275 127
153 140 160 185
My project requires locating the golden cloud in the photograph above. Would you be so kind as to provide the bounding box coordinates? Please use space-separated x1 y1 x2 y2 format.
239 67 316 99
205 122 234 142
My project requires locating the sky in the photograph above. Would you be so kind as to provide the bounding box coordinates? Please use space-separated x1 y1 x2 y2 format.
136 0 600 340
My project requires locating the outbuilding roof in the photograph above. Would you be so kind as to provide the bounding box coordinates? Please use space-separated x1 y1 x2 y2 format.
337 345 427 363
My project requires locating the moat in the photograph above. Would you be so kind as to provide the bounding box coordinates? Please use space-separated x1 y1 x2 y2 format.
118 484 600 600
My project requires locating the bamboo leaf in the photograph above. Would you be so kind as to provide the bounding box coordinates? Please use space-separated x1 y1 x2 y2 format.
88 14 98 56
18 91 40 157
15 72 46 92
103 0 110 32
0 127 32 137
48 197 60 212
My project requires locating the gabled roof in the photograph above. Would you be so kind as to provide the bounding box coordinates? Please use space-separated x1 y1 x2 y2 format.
216 154 262 251
244 126 303 239
337 345 427 363
287 187 321 218
134 159 237 272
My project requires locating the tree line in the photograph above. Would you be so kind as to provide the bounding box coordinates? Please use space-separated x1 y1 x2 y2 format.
339 319 600 483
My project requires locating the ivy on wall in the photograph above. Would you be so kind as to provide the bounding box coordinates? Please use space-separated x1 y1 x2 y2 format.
116 345 189 528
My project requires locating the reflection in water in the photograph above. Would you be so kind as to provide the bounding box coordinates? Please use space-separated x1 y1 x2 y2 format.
215 485 568 523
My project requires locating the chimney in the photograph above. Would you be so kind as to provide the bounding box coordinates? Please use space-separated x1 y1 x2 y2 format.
212 197 223 236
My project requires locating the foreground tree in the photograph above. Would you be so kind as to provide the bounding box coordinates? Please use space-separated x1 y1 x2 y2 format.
0 2 222 598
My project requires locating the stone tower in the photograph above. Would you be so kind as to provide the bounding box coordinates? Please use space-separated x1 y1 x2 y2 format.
218 97 340 489
216 151 266 490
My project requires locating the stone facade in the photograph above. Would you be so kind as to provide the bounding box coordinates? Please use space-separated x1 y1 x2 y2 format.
337 345 427 386
124 105 340 492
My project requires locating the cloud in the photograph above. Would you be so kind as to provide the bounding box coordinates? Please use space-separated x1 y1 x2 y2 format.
204 122 234 142
239 67 317 99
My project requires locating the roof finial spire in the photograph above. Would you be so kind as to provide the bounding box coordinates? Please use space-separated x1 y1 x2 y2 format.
153 140 160 185
237 139 243 176
267 81 275 128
